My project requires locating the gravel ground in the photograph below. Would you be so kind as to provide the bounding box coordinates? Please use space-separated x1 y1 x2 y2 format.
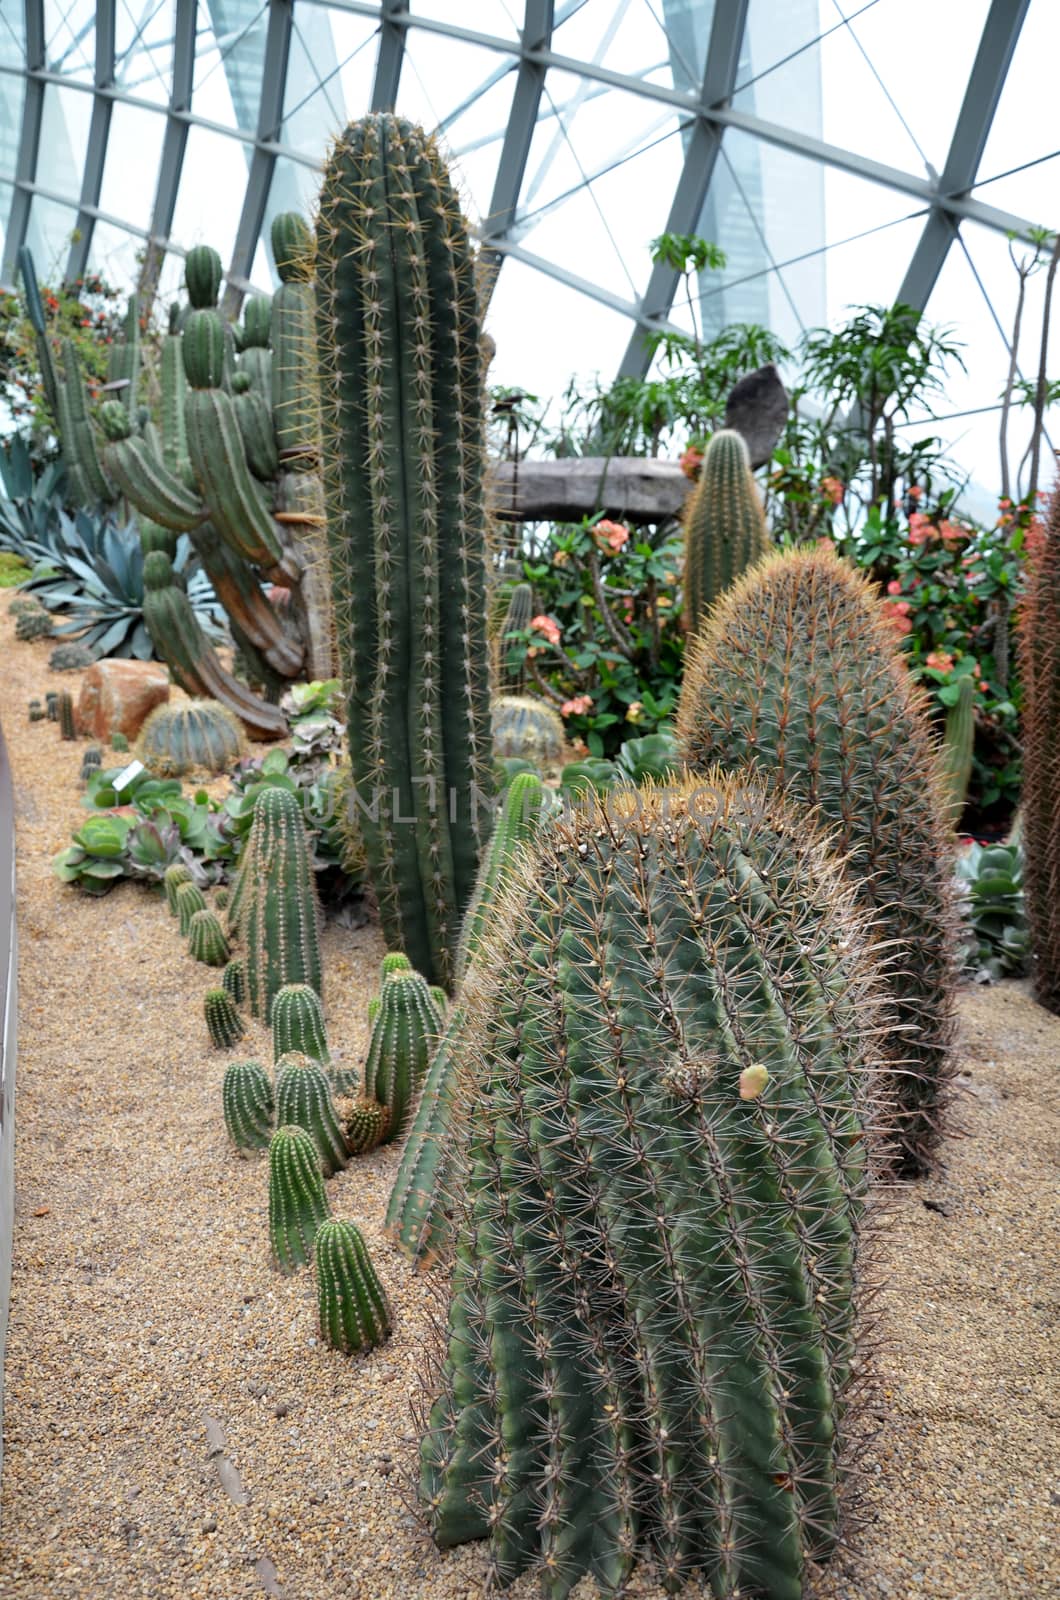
0 610 1057 1600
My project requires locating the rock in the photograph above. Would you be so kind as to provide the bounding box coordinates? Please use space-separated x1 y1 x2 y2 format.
76 659 170 742
723 363 789 468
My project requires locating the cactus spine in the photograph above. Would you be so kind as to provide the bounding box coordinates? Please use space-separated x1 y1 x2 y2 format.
491 695 564 765
223 1059 274 1152
137 699 245 776
271 983 329 1065
677 547 956 1175
940 674 975 828
205 986 245 1048
314 1220 392 1355
243 786 323 1021
269 1124 330 1272
358 969 444 1138
274 1052 348 1177
1020 494 1060 1013
188 907 230 967
164 862 193 914
683 427 771 635
418 780 883 1597
316 113 493 990
175 879 207 935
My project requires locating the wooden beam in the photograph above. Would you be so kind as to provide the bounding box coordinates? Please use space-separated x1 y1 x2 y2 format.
489 457 691 524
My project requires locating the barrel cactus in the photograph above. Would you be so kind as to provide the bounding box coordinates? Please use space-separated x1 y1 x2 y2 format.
271 982 329 1065
274 1052 348 1178
316 112 493 991
222 956 246 1006
357 968 444 1139
418 779 883 1598
677 547 956 1175
1020 493 1060 1013
175 880 207 936
269 1124 330 1273
188 907 229 967
491 695 564 766
222 1059 274 1152
205 986 245 1049
137 699 245 776
315 1220 392 1355
49 641 95 672
341 1096 389 1156
682 426 771 635
164 862 193 914
243 786 323 1022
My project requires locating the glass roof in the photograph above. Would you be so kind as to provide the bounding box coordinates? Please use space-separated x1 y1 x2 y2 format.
0 1 1055 492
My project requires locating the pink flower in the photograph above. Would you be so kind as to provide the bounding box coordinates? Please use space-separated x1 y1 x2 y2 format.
887 580 903 596
594 519 630 555
820 476 844 505
816 536 836 553
561 694 593 717
907 484 923 501
530 613 561 647
925 650 954 673
880 599 913 637
907 512 931 546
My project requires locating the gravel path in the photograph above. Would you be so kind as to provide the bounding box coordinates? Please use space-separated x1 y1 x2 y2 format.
0 612 1057 1599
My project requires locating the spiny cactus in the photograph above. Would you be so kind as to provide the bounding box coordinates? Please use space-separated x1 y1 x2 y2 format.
175 879 207 936
387 773 553 1264
243 786 322 1022
682 426 771 635
45 690 58 720
110 731 129 752
357 968 444 1138
677 547 956 1175
222 955 246 1006
418 779 884 1597
315 1220 392 1355
1020 495 1060 1013
274 1052 348 1177
16 609 52 642
214 886 229 912
316 113 493 991
496 581 533 692
9 596 44 618
80 747 101 782
380 953 412 980
28 698 44 722
58 691 76 740
491 695 564 765
205 986 245 1049
137 698 245 776
164 861 193 914
185 243 223 309
940 674 975 828
49 641 94 672
188 907 230 967
271 983 329 1065
222 1059 274 1152
341 1096 389 1156
269 1124 330 1272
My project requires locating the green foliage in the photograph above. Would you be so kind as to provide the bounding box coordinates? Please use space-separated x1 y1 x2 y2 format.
222 1059 274 1152
53 811 132 895
956 840 1030 981
205 986 245 1049
274 1052 348 1178
268 1124 330 1273
315 1220 391 1355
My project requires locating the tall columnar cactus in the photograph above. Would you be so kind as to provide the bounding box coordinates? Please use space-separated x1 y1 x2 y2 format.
222 1059 274 1152
243 786 323 1022
164 862 193 914
272 983 329 1065
940 674 975 828
677 547 956 1174
1020 494 1060 1014
316 113 493 990
491 695 564 765
107 292 141 424
222 956 246 1006
188 907 230 967
496 581 533 692
387 774 553 1263
314 1220 392 1355
175 879 207 936
269 1124 330 1272
137 699 245 776
682 427 771 636
205 986 245 1049
418 780 884 1598
274 1052 348 1177
357 968 444 1138
58 691 76 741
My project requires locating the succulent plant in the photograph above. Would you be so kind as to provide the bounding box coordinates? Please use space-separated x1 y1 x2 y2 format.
110 730 129 752
274 1051 348 1177
205 986 245 1049
137 698 245 777
380 953 412 980
27 698 44 721
418 779 883 1597
939 675 975 828
222 1059 274 1152
1018 498 1060 1013
316 113 493 991
222 955 246 1006
58 690 76 740
341 1096 389 1156
682 426 771 635
49 641 95 672
677 547 956 1176
175 879 207 936
315 1220 392 1355
269 1124 330 1272
243 786 323 1021
271 982 329 1066
614 729 682 785
188 907 230 967
16 608 53 641
956 837 1030 981
164 861 193 914
358 968 444 1140
491 695 565 765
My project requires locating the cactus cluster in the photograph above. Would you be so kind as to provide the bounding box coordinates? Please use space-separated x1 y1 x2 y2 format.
242 786 323 1022
49 642 95 672
315 1220 391 1355
269 1123 330 1273
316 112 493 991
358 964 444 1140
16 609 52 642
1020 493 1060 1013
682 426 771 635
491 695 565 765
205 986 245 1049
274 1052 348 1177
137 699 245 776
223 1059 274 1151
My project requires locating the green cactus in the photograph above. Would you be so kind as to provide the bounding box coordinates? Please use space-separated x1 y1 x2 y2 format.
380 953 412 980
205 986 245 1049
418 778 882 1597
387 773 553 1264
269 1124 330 1272
49 642 94 672
164 862 193 913
270 213 318 462
188 907 230 967
491 695 564 765
243 786 323 1022
232 374 279 480
682 426 771 635
222 956 246 1005
16 609 52 642
214 886 228 912
59 337 113 505
357 968 444 1140
110 731 129 752
137 699 245 776
274 1052 348 1177
160 321 190 483
175 879 207 936
106 292 141 424
341 1096 389 1156
316 113 493 991
271 983 329 1065
495 581 533 692
185 244 223 310
45 690 58 720
80 747 101 782
677 546 956 1175
314 1220 392 1355
222 1059 274 1152
58 691 76 740
28 699 44 722
940 674 975 829
10 596 44 617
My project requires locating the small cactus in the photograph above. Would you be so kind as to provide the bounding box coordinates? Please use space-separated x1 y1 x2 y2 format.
110 731 129 752
80 746 102 783
205 986 245 1048
381 952 412 980
9 596 44 617
495 581 533 692
45 691 58 720
314 1220 392 1355
58 691 76 740
164 862 193 914
274 1052 348 1177
682 426 771 634
940 674 975 828
341 1097 389 1156
214 886 229 912
48 641 95 672
15 609 52 641
271 983 329 1065
359 968 444 1139
175 879 207 935
137 698 245 776
222 1059 274 1151
222 956 246 1006
269 1124 330 1273
491 694 564 764
28 698 44 721
188 907 230 966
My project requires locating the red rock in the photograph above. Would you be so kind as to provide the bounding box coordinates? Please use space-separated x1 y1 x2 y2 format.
76 659 170 742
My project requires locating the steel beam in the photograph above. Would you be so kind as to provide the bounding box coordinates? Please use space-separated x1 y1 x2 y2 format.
371 0 409 112
1 0 45 286
140 0 197 308
221 0 294 318
619 0 750 377
65 0 116 286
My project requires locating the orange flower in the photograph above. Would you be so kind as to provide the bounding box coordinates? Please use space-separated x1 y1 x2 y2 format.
880 599 913 637
594 519 630 555
820 476 844 505
530 613 561 647
561 694 593 717
907 484 923 501
679 446 704 480
925 650 954 673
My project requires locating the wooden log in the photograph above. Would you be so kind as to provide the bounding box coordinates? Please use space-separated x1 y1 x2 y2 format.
489 456 691 524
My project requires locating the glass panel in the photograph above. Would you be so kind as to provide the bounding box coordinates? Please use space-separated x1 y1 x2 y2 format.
282 7 375 158
115 0 175 106
487 253 634 398
155 244 188 306
979 1 1058 185
86 217 144 286
24 193 80 279
397 30 517 137
99 100 167 222
44 0 96 79
0 69 27 184
247 230 272 293
0 7 28 70
411 1 521 43
168 123 251 260
38 82 94 205
553 0 677 83
193 0 268 131
444 72 517 227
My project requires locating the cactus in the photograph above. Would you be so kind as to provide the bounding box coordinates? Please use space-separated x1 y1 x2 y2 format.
387 773 553 1263
10 596 44 617
380 953 412 980
341 1096 389 1156
164 861 193 913
243 786 323 1021
418 778 883 1597
49 642 94 672
495 581 533 692
274 1052 348 1177
269 1124 330 1273
214 886 229 912
491 695 564 765
58 691 76 740
205 986 245 1048
1020 495 1060 1013
316 113 493 991
270 212 318 462
107 291 141 423
185 244 223 309
677 547 956 1175
80 746 102 782
45 690 58 720
28 699 44 722
137 699 245 776
682 427 771 635
175 879 207 936
222 1059 274 1152
59 338 113 505
939 675 975 828
110 730 129 753
314 1220 391 1355
358 968 444 1140
16 609 52 642
188 907 230 967
271 983 329 1065
222 956 246 1005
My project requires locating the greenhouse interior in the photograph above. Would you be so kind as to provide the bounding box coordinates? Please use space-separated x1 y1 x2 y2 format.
0 1 1055 1596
